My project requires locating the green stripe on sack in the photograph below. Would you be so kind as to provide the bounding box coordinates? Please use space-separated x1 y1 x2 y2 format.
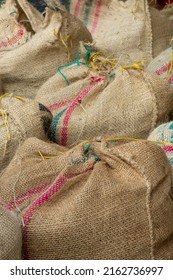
83 0 93 25
50 107 68 142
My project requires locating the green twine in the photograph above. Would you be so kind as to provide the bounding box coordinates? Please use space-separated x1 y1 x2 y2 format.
109 73 116 78
9 10 17 15
71 152 100 165
57 45 95 85
83 43 93 68
57 52 86 85
84 143 91 154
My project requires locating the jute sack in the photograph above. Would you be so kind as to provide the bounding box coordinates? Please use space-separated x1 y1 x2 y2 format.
148 121 173 165
161 4 173 21
0 204 22 260
0 0 43 54
0 4 92 98
146 47 173 84
36 63 173 147
49 0 173 62
0 137 173 259
0 93 52 173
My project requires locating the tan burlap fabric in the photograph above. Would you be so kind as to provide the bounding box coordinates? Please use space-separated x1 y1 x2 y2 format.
0 4 92 98
161 4 173 22
0 205 22 260
36 64 173 147
0 94 52 173
49 0 173 62
146 46 173 84
0 0 43 53
0 137 173 259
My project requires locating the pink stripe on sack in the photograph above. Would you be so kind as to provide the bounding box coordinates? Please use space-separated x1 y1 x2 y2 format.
155 62 171 76
168 76 173 83
61 76 105 146
163 146 173 152
91 0 102 34
5 183 50 211
48 100 72 112
0 24 25 48
74 0 82 16
22 167 93 259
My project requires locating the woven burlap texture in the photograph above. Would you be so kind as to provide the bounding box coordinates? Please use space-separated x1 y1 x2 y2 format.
48 0 173 62
146 46 173 84
0 137 173 259
36 66 173 147
0 95 52 173
0 205 22 260
0 4 92 98
0 0 43 53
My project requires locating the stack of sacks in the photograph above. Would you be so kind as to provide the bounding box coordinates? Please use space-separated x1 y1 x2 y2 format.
0 137 173 259
48 0 173 62
0 93 52 173
148 121 173 165
0 204 22 260
146 46 173 84
0 0 92 98
35 49 173 147
0 0 43 54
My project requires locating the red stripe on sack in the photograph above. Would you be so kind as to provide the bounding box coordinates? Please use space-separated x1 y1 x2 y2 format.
61 76 105 146
74 0 82 16
5 183 50 211
22 167 93 259
91 0 102 34
48 100 72 112
0 24 25 48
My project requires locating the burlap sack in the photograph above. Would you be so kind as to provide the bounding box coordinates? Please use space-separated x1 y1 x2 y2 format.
0 0 43 54
0 93 52 173
0 204 22 260
148 121 173 166
0 3 92 98
161 4 173 21
0 137 173 259
36 62 173 147
49 0 173 62
146 47 173 84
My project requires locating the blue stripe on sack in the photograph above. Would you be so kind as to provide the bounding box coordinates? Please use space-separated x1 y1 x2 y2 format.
50 107 68 142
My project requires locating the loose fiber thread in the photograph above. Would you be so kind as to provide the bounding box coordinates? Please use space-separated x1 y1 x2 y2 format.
57 31 73 63
0 93 25 157
105 136 173 147
57 45 147 85
166 48 173 80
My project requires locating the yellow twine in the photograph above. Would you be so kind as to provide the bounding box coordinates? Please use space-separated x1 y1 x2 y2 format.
0 92 25 157
38 150 64 160
131 0 140 14
88 52 117 71
105 137 173 147
59 32 73 63
37 136 173 161
148 0 157 6
121 59 148 70
166 50 173 80
0 92 25 103
0 109 10 157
